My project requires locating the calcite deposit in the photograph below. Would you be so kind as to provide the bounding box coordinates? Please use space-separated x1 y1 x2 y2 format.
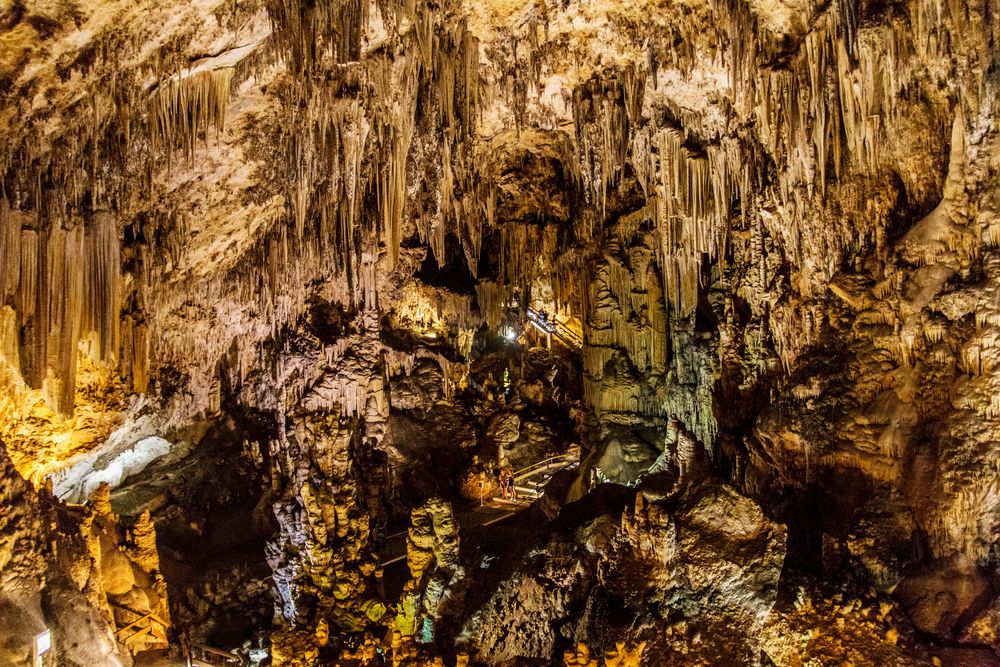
0 438 167 666
2 0 1000 663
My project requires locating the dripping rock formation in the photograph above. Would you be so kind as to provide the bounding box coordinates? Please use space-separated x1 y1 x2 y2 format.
2 0 1000 664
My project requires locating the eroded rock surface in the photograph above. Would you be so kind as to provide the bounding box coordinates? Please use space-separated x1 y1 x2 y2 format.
0 438 168 666
462 475 785 664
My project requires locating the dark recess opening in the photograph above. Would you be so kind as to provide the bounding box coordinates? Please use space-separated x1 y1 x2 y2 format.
415 233 478 294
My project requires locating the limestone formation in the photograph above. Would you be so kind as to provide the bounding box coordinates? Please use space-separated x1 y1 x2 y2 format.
267 411 385 644
460 475 785 664
3 0 1000 663
0 434 168 665
397 498 462 642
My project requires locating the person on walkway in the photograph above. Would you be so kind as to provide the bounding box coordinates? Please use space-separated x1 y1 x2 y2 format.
504 467 516 500
500 468 514 499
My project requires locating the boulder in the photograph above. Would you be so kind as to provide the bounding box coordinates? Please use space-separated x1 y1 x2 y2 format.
895 554 992 640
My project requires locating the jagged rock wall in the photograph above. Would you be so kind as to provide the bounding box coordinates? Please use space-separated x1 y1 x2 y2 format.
267 412 385 637
738 111 1000 567
396 498 462 643
460 475 786 664
0 436 170 666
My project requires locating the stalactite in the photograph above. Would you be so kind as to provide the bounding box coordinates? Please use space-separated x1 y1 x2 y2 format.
572 69 635 224
475 281 513 331
82 212 120 363
120 314 149 394
0 201 123 415
370 53 420 268
377 126 412 267
16 227 38 329
0 200 20 306
148 67 235 164
383 348 455 401
43 223 85 415
0 306 18 377
266 0 365 75
645 127 735 315
553 252 587 322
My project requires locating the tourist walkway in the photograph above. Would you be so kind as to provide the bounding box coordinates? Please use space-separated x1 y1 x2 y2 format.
380 449 580 566
526 308 584 350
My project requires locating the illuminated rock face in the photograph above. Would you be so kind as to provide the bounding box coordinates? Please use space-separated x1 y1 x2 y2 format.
267 411 385 638
0 439 168 666
3 0 1000 664
396 498 461 642
459 475 786 664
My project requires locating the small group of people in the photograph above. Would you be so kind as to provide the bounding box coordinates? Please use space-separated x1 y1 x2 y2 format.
496 467 517 500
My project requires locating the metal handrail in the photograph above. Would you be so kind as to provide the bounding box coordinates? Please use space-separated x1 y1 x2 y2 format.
526 308 583 350
191 643 242 660
551 322 584 348
513 453 577 481
381 452 580 540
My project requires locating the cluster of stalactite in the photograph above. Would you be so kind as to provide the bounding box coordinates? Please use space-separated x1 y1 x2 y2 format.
474 281 513 331
148 67 235 165
0 0 991 410
0 0 997 573
390 282 479 334
550 0 996 495
572 66 642 227
715 0 995 291
264 0 484 279
564 0 988 320
384 348 461 402
128 0 492 422
580 215 718 453
0 1 269 418
0 205 120 414
640 128 746 316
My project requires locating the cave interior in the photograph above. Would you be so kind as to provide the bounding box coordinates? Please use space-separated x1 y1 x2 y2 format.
2 0 1000 665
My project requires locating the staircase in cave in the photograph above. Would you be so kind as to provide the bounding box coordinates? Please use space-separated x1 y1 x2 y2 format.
380 449 580 566
526 308 584 351
492 450 581 507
